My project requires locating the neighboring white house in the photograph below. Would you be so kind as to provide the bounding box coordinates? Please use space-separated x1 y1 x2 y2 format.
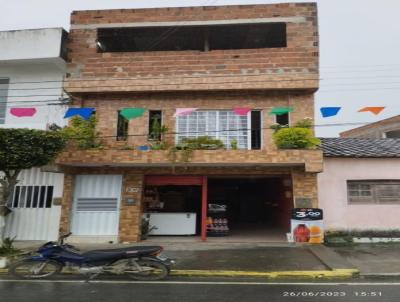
318 138 400 231
0 28 68 241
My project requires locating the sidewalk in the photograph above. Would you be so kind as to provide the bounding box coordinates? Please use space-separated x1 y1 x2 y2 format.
333 244 400 277
3 241 358 279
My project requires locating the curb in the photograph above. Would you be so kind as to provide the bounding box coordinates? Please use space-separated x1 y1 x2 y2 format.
0 268 359 279
170 269 359 278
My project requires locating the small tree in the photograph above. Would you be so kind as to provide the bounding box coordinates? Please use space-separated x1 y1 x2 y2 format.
0 128 66 239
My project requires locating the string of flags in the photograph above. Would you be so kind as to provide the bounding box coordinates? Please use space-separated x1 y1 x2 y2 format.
9 105 388 120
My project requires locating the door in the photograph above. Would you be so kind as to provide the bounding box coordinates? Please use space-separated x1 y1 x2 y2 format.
71 175 122 236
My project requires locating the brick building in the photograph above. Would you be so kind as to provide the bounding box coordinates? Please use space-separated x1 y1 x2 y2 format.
340 115 400 138
58 3 322 243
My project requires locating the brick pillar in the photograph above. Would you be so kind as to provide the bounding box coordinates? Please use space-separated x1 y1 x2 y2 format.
59 173 75 234
119 174 143 243
291 170 318 208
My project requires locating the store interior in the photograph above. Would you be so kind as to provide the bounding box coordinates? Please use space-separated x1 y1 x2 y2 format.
143 176 292 239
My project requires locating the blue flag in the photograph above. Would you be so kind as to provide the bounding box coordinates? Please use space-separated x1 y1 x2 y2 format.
320 107 341 118
64 108 95 120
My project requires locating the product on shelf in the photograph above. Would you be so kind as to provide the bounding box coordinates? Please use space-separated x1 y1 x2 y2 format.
207 203 229 237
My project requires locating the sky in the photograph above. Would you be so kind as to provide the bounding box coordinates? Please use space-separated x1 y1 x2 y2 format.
1 0 400 137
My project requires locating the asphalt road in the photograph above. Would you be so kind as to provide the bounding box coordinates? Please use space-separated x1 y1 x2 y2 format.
1 279 399 302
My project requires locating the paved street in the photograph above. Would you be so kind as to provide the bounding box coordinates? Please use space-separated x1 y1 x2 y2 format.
1 278 399 302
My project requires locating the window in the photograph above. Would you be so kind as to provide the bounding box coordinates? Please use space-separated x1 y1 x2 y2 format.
0 78 9 124
117 110 129 141
347 180 400 204
11 185 54 208
276 112 289 126
384 130 400 138
176 110 252 149
97 23 287 53
148 110 163 140
251 111 262 150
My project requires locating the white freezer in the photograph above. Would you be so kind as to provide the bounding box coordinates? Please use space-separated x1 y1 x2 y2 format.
144 212 197 235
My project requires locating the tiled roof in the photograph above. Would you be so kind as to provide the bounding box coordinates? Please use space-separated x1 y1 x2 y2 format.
320 138 400 158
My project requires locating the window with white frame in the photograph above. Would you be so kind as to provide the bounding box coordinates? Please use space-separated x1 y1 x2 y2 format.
347 180 400 204
176 110 251 149
11 185 54 208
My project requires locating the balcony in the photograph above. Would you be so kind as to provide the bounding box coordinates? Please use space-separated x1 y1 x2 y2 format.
56 148 323 173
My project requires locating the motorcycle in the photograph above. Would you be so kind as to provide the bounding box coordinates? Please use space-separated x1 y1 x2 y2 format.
9 232 174 281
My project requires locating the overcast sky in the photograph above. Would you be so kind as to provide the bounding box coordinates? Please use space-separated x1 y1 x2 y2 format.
1 0 399 137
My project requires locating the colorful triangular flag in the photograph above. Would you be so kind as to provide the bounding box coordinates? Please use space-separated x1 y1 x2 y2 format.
233 107 251 116
269 107 293 116
358 106 385 115
64 108 95 120
10 108 37 117
174 108 198 117
120 108 146 120
320 107 341 118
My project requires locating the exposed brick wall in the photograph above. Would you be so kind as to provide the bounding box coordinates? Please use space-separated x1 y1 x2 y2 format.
292 170 318 207
58 166 319 242
59 174 74 234
65 3 319 93
340 115 400 138
69 90 315 150
119 174 143 242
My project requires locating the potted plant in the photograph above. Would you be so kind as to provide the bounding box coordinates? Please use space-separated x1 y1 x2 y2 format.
0 237 21 268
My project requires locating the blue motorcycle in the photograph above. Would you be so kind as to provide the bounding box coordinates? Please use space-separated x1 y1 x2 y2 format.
9 232 174 280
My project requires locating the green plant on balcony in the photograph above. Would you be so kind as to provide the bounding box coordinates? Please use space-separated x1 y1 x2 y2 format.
61 115 102 149
168 136 225 163
273 118 320 150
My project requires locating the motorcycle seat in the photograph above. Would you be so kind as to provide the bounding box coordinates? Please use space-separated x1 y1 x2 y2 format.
82 246 161 262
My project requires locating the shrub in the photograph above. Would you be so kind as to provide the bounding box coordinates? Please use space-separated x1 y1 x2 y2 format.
61 115 101 149
273 127 320 149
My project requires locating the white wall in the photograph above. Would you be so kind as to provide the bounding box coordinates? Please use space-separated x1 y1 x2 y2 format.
318 157 400 230
0 28 64 61
0 62 67 129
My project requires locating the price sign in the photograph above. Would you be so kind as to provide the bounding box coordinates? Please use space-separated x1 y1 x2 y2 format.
291 208 323 220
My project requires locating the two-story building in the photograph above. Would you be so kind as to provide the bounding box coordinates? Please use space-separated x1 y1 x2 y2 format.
58 3 322 243
0 28 68 241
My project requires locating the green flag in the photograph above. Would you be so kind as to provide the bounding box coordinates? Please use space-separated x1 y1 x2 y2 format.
120 108 146 120
269 107 293 116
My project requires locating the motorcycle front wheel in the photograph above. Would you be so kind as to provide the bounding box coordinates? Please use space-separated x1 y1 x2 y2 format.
9 259 63 279
127 259 169 281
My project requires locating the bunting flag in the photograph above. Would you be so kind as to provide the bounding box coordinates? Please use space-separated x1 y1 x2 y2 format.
320 107 341 118
120 108 146 120
233 107 251 116
10 108 37 117
358 106 385 115
64 108 95 120
269 107 293 116
174 108 198 117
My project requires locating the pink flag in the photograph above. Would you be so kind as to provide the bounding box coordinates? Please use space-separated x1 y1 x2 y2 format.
10 108 37 117
233 107 251 116
174 108 198 117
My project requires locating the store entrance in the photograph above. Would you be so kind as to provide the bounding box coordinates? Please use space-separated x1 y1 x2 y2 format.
143 185 202 236
208 177 292 240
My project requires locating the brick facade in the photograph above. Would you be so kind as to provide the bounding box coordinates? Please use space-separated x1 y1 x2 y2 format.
59 3 321 242
65 3 318 93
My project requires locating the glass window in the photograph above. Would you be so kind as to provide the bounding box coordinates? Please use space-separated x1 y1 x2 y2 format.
0 78 9 124
176 110 250 149
347 180 400 204
116 110 129 141
11 185 54 208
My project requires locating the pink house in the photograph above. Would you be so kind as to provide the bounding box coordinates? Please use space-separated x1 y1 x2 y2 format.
318 138 400 230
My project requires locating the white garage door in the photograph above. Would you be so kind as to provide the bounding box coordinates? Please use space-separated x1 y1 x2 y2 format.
71 175 122 236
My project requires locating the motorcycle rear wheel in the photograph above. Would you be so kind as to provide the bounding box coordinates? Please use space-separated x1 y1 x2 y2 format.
9 259 62 279
127 260 169 281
